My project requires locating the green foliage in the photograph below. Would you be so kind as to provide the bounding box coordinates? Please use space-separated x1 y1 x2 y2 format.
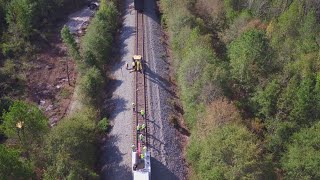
268 0 319 66
6 0 35 39
297 9 319 54
252 79 281 118
80 67 104 104
289 75 314 125
0 98 13 123
276 76 299 120
97 117 109 133
265 119 296 156
274 0 303 38
161 0 320 177
0 0 6 37
82 1 119 69
44 108 98 179
228 29 271 89
0 145 34 178
0 60 26 97
281 121 320 179
164 18 226 128
1 101 48 148
2 0 35 56
188 123 263 180
32 0 87 26
1 0 87 56
223 0 246 21
61 25 81 61
221 11 252 44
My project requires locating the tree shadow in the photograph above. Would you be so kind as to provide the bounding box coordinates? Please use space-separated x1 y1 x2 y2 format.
143 64 177 98
142 0 161 26
102 79 129 120
174 125 191 137
100 135 132 180
151 157 179 180
111 11 136 72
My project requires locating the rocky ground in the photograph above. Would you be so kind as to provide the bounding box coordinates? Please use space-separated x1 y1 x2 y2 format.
100 0 135 179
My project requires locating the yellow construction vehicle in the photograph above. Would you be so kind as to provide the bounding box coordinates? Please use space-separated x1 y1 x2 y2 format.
133 55 143 72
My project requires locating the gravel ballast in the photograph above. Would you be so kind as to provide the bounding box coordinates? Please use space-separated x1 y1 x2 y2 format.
100 0 135 179
144 0 187 179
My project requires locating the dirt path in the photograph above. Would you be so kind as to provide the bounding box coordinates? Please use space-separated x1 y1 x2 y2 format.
100 0 135 179
65 7 94 35
67 6 96 114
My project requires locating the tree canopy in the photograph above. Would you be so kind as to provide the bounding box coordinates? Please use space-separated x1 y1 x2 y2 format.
1 101 48 148
281 121 320 179
44 108 98 179
188 123 263 180
0 145 34 178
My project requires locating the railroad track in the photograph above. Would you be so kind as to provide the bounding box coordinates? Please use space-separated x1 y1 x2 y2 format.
133 10 148 150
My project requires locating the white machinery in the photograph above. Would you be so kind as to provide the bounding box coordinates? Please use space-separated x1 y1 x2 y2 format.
132 150 151 180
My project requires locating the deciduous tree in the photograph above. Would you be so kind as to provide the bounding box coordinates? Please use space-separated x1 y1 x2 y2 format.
281 121 320 179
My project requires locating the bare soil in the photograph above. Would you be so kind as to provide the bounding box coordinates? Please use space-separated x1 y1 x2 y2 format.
25 6 96 126
26 34 77 126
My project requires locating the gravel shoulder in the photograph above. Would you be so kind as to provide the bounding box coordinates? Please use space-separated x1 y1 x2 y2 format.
100 0 135 179
144 0 188 179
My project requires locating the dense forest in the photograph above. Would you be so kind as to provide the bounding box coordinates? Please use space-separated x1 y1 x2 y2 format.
0 0 119 178
160 0 320 179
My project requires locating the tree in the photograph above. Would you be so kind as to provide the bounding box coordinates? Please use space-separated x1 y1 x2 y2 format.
228 29 271 91
281 121 320 179
44 108 98 179
276 75 299 121
297 9 319 54
1 101 48 150
264 119 296 157
61 25 80 61
187 123 263 179
0 145 34 178
79 67 104 105
81 1 118 69
223 0 246 21
2 0 35 56
252 79 281 118
6 0 34 39
61 25 81 85
313 73 320 120
0 0 6 37
289 75 314 125
268 0 304 65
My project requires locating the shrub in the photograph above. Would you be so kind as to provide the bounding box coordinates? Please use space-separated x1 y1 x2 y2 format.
97 117 109 133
